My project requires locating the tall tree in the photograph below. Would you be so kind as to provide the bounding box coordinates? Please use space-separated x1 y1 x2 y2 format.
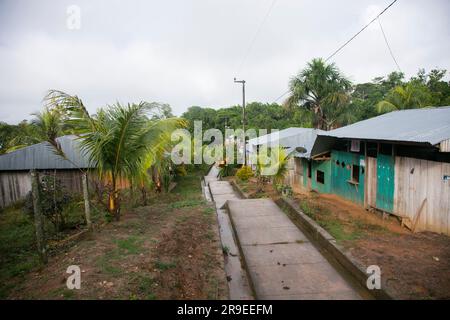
376 82 433 113
45 90 185 220
285 58 352 130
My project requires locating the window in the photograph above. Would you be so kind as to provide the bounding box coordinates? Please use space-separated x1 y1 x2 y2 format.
316 170 325 184
352 164 360 183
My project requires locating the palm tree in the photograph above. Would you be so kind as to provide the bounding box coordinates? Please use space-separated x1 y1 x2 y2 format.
256 146 289 185
285 58 352 130
31 106 67 151
45 90 185 220
376 82 433 113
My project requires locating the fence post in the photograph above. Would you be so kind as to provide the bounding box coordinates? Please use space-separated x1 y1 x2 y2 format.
30 170 47 264
82 172 92 230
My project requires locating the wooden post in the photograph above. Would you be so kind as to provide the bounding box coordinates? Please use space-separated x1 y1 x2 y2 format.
31 170 47 264
364 141 368 209
82 172 92 230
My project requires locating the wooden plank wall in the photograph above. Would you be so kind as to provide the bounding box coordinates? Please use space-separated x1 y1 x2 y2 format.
284 157 304 192
0 170 131 208
366 157 377 208
0 171 31 208
394 156 450 235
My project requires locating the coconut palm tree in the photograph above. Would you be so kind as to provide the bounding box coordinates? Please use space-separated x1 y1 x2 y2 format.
285 58 352 130
45 90 185 220
256 146 289 185
31 106 68 152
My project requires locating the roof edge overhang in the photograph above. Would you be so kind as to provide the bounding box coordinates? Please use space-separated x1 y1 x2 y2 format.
311 135 438 157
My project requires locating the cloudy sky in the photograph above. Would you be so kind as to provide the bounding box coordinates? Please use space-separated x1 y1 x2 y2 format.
0 0 449 123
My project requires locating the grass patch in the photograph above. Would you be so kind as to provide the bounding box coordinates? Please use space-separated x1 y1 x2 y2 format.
50 287 77 300
96 235 144 275
169 199 205 209
96 250 124 276
0 207 39 298
202 206 215 216
154 260 177 271
298 199 363 242
115 236 144 255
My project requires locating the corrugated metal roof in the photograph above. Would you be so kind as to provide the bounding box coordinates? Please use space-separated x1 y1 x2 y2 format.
248 127 322 158
0 135 93 171
318 106 450 145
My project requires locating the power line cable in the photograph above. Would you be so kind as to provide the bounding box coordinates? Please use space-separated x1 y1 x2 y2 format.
325 0 398 62
377 17 402 72
272 0 399 103
236 0 278 75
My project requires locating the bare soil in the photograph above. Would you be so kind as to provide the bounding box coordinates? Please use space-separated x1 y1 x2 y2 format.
5 171 228 300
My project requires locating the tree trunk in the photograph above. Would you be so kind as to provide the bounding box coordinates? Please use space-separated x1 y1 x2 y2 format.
31 170 48 264
82 172 92 230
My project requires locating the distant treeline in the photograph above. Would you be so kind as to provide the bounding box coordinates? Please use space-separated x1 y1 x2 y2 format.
1 59 450 154
182 60 450 132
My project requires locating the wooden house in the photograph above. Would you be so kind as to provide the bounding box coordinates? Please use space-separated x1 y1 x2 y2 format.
310 107 450 235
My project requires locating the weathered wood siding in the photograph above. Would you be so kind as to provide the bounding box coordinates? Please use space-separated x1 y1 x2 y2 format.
0 170 130 208
285 158 295 186
366 157 378 208
440 138 450 152
0 171 31 208
284 158 303 191
394 156 450 235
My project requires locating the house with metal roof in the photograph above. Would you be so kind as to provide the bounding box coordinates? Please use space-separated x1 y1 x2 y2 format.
309 107 450 235
0 135 94 208
247 127 323 191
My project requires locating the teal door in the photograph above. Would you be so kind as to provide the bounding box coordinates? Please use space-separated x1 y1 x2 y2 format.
376 154 395 212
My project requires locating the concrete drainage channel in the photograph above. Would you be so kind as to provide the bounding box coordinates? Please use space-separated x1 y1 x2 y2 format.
203 167 254 300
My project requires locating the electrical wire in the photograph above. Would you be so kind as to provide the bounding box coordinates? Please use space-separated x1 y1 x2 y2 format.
272 0 399 103
236 0 278 76
377 17 402 72
325 0 398 62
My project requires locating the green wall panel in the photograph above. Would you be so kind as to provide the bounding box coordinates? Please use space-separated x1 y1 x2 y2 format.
375 154 395 212
330 150 365 205
311 159 331 193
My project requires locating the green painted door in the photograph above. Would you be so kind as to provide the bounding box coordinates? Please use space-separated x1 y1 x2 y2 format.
376 154 395 212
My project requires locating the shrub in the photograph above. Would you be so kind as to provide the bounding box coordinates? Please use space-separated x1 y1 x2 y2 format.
218 164 236 178
175 164 187 177
23 175 72 232
236 166 253 181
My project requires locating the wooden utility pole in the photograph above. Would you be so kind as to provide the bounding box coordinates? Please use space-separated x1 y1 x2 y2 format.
234 78 247 165
82 172 92 230
30 170 47 264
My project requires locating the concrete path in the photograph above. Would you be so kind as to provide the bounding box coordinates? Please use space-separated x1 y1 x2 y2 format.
225 199 363 300
204 167 254 300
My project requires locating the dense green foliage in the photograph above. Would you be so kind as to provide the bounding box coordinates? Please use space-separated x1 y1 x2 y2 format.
182 63 450 133
44 90 185 220
236 165 253 181
23 176 72 232
286 58 352 130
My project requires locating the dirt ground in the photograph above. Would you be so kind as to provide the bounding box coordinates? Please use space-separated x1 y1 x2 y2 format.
233 177 450 300
4 171 228 300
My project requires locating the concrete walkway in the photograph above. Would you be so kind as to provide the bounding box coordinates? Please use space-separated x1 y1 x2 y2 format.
205 166 362 300
204 166 254 300
226 199 362 300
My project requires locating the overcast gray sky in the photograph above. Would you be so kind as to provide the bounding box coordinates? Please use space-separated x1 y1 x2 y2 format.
0 0 449 123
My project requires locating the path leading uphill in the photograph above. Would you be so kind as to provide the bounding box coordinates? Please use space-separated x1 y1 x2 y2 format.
205 166 363 300
205 166 254 300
